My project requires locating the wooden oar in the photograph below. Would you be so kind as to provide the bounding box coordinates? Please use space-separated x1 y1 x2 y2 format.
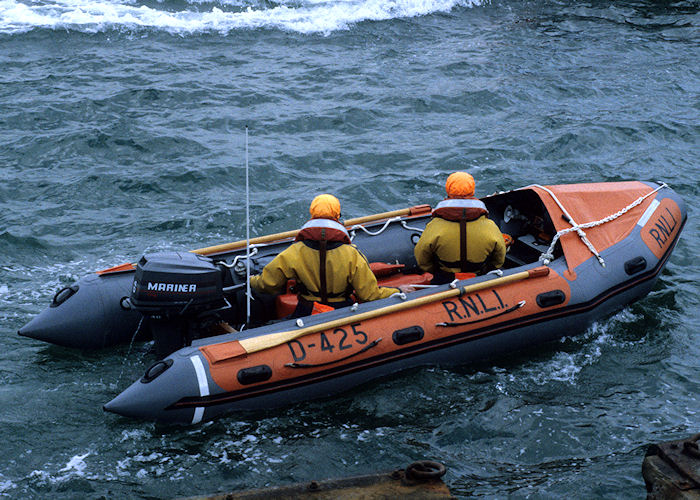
96 205 432 275
203 266 550 363
191 204 432 256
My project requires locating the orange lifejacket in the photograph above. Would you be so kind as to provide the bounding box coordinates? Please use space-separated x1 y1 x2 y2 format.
432 198 488 222
431 198 490 273
295 218 351 244
294 218 351 304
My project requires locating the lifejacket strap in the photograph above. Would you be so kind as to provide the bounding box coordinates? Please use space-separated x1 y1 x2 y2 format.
459 211 468 273
319 229 328 304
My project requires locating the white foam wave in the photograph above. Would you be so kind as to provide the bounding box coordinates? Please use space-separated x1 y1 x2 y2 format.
0 477 16 494
505 308 644 387
59 452 90 475
119 428 151 442
0 0 484 34
25 452 93 487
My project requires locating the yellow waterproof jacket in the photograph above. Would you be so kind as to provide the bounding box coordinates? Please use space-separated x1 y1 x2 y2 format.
250 241 398 303
414 215 506 274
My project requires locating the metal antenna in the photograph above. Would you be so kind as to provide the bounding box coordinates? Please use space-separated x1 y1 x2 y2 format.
245 125 251 326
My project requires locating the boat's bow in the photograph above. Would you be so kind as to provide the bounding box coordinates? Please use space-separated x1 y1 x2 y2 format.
104 349 212 424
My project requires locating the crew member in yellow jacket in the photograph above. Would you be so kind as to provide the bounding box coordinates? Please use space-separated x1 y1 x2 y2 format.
250 194 404 317
414 172 506 284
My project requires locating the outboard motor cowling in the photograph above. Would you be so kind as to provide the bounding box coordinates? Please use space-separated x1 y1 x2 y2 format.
130 252 229 358
131 252 224 313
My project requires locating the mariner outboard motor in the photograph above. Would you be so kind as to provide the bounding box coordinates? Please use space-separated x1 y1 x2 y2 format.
129 252 233 358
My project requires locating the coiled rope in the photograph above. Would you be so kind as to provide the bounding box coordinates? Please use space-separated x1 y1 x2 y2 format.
529 183 668 267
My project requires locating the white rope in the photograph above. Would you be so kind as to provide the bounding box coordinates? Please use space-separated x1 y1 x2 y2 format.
400 221 425 233
529 183 667 267
349 216 401 241
348 216 427 242
217 247 259 268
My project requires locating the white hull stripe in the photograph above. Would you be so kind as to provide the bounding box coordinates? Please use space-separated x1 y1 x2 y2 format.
189 355 210 425
192 407 204 425
637 198 660 227
434 198 487 211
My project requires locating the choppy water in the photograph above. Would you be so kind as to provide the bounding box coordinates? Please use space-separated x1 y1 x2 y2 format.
1 0 699 497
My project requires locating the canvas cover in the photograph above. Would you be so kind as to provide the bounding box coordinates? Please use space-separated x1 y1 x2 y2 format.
527 181 657 277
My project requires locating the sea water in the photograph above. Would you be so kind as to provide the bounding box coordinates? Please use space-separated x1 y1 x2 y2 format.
0 0 698 497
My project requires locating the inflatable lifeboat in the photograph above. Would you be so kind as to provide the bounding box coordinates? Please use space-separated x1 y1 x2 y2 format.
19 182 686 424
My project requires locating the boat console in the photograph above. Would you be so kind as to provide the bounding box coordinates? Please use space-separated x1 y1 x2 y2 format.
483 188 563 269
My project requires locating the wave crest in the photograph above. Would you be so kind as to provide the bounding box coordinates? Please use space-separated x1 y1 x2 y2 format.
0 0 484 34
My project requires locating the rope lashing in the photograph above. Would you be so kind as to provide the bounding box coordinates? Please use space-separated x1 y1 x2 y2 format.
528 183 668 267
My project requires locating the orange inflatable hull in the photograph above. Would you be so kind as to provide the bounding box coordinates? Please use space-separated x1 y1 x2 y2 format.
104 181 685 424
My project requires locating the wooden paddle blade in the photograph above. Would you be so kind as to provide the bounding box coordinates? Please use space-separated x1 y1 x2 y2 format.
239 331 299 355
200 340 247 364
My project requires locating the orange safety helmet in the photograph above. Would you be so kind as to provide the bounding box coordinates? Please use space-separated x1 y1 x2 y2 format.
309 194 341 220
445 172 475 198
